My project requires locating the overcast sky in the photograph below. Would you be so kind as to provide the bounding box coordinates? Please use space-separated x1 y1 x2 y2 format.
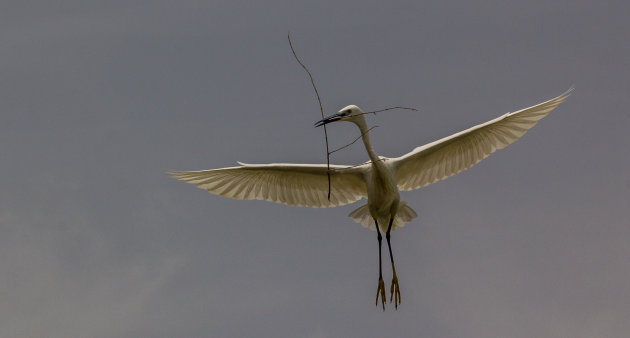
2 1 629 337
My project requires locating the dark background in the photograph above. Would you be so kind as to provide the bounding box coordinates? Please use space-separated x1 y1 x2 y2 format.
2 1 629 337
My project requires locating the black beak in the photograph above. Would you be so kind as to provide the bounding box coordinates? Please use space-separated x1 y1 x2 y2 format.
314 113 343 127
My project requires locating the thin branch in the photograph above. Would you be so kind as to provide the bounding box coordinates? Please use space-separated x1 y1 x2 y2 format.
328 126 378 155
288 33 332 200
363 106 419 116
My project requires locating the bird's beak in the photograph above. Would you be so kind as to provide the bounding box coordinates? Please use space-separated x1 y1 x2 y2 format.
314 113 343 127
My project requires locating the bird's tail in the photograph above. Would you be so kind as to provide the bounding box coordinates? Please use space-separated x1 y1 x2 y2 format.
348 201 418 231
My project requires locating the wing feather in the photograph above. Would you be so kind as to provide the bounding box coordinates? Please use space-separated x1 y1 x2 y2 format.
393 89 572 191
169 163 368 208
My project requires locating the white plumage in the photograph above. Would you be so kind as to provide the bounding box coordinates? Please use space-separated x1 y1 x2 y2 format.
170 89 571 228
169 88 572 310
170 162 366 208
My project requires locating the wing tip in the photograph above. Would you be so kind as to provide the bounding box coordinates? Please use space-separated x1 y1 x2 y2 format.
558 86 574 100
542 86 574 110
166 170 187 180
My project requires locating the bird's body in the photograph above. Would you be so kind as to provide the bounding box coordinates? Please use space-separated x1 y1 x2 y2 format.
170 89 573 310
366 159 400 232
346 112 402 232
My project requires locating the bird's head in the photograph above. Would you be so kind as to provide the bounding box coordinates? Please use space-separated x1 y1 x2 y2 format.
314 105 366 127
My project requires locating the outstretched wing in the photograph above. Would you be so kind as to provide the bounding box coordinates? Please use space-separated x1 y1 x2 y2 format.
169 162 368 208
392 89 572 191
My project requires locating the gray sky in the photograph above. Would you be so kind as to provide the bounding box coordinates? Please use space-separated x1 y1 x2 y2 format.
2 1 629 337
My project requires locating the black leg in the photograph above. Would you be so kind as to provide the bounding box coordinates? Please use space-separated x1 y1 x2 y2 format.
385 218 394 265
376 220 383 279
386 218 401 309
375 219 386 310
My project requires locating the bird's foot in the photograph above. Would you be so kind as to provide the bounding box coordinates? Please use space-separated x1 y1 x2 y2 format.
390 275 401 309
375 278 386 311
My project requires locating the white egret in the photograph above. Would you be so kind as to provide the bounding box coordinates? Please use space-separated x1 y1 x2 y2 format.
169 89 572 310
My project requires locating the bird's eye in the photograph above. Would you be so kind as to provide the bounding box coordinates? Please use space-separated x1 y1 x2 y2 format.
345 110 352 114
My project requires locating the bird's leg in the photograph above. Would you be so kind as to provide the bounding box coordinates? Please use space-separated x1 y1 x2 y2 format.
375 219 386 310
386 218 401 309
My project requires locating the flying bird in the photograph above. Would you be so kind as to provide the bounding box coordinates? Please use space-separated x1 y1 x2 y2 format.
169 89 572 310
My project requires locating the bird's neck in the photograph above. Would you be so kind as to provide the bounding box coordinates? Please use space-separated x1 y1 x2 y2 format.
355 118 380 164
